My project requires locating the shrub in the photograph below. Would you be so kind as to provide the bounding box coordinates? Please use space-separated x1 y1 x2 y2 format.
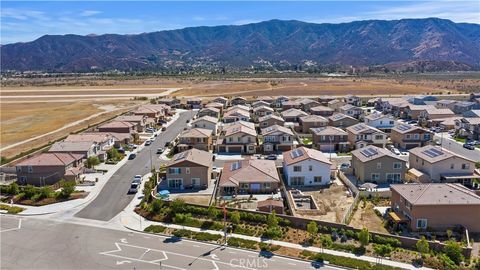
372 235 401 247
266 211 279 227
85 156 100 169
443 240 464 265
0 204 24 214
230 211 241 224
358 228 370 247
149 199 164 214
307 221 318 240
416 236 429 256
22 185 36 199
170 199 186 214
227 237 258 249
58 180 76 199
373 244 394 257
144 225 166 233
192 232 222 242
172 229 192 238
262 226 283 239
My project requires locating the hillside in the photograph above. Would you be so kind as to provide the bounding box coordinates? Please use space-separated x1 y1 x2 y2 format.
1 18 479 72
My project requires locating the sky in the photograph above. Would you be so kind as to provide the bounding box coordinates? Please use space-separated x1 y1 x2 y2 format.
1 1 479 44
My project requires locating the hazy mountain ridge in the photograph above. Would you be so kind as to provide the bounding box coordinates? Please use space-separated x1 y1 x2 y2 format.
2 18 479 72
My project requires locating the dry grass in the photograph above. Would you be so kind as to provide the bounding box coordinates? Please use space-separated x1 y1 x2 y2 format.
175 195 211 206
349 201 389 233
0 100 140 158
295 182 355 223
174 77 464 97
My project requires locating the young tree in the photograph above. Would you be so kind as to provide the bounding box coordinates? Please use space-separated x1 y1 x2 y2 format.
230 211 241 224
207 205 220 220
307 221 319 240
85 156 100 169
59 180 76 198
267 211 278 228
444 240 464 265
150 199 163 214
357 228 370 247
416 236 430 257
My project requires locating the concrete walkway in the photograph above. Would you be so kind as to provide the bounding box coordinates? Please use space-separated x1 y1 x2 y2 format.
119 193 430 270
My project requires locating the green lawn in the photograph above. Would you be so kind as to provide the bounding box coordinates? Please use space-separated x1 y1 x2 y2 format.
453 136 467 143
301 138 312 145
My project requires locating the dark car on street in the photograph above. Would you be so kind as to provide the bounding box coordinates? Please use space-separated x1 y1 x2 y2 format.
128 153 137 160
463 143 475 150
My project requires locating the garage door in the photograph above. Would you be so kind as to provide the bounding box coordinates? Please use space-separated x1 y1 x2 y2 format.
320 144 335 152
228 146 242 153
405 144 418 149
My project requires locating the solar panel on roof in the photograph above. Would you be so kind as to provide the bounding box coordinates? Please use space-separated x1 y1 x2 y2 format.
230 161 242 171
290 148 304 159
353 124 365 131
422 148 444 158
360 147 378 157
429 148 444 156
397 124 411 131
175 151 188 161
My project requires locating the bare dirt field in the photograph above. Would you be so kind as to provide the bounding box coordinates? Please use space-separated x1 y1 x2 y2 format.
349 201 389 233
0 100 141 159
174 77 470 97
294 182 355 223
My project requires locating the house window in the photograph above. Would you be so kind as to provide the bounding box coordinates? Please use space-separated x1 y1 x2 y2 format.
309 165 313 171
376 163 382 169
264 183 271 189
424 133 430 140
186 168 190 174
416 219 427 229
20 176 27 183
393 162 402 169
462 164 470 170
414 134 419 139
168 168 181 174
450 164 454 169
16 167 22 173
371 173 380 181
374 135 384 140
241 183 249 189
247 137 252 143
293 166 302 172
406 134 411 139
27 166 33 173
229 137 233 142
387 173 401 183
237 137 241 142
314 176 322 183
290 177 304 186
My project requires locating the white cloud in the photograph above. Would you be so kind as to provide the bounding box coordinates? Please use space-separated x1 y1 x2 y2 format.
80 10 102 17
232 19 261 25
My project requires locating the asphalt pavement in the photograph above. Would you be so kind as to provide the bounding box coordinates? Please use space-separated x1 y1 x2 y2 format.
75 110 196 221
434 133 480 161
0 215 339 270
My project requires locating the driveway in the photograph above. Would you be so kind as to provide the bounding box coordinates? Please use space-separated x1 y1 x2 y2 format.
75 110 196 221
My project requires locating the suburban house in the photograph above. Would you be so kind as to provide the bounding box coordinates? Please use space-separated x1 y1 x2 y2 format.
328 99 346 111
453 101 478 115
345 95 361 106
258 114 285 128
298 115 328 133
419 107 455 121
134 104 171 121
260 125 294 153
298 98 321 112
157 98 181 108
281 108 308 122
318 96 336 106
346 123 387 149
364 113 395 131
328 113 359 128
223 108 250 123
405 105 435 120
339 104 364 119
198 107 221 119
231 97 247 105
310 126 349 152
282 100 302 110
408 145 479 186
390 183 480 232
351 146 407 184
186 98 202 109
16 153 84 186
273 96 289 107
252 105 274 118
256 96 274 104
428 116 462 130
191 116 219 135
282 147 332 186
98 121 136 134
310 105 334 117
390 124 433 149
463 110 480 118
114 115 148 132
217 121 257 154
455 117 480 140
218 160 280 195
435 100 458 111
165 148 213 190
65 133 115 151
205 102 224 114
252 100 270 108
177 128 213 152
212 97 229 107
49 141 103 160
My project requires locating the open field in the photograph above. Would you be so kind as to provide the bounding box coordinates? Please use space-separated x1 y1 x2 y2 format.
0 100 142 159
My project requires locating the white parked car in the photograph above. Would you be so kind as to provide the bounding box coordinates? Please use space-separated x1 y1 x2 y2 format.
391 148 401 155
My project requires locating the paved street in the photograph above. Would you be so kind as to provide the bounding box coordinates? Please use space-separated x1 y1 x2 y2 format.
75 110 196 221
1 215 338 270
434 133 480 161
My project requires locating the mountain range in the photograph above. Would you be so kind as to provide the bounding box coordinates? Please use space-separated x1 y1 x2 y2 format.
1 18 479 72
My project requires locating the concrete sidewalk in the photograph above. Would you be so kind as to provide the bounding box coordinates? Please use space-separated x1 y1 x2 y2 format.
120 197 429 270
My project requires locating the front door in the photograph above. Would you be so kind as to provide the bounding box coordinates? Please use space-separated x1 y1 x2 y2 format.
191 178 200 188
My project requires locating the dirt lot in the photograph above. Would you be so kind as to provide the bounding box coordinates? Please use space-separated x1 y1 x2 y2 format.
294 181 355 223
349 201 389 233
175 195 211 206
174 77 465 97
0 100 141 159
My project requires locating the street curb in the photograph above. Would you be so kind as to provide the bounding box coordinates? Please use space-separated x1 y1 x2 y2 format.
122 223 352 270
